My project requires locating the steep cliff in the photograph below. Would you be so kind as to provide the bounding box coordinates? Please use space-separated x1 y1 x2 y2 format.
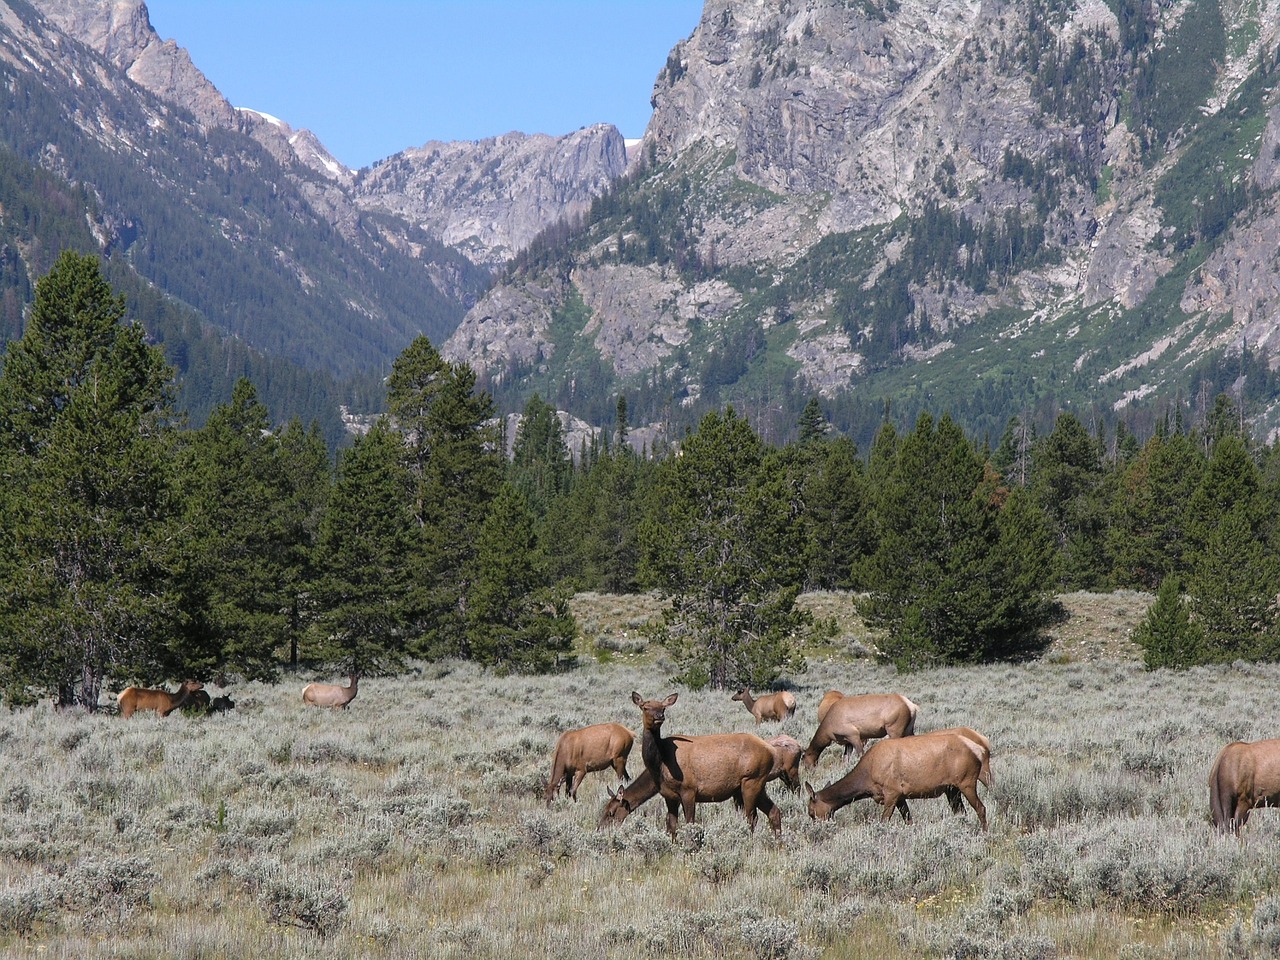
444 0 1280 444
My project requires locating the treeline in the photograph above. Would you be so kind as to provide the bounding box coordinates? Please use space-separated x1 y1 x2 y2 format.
3 254 1276 711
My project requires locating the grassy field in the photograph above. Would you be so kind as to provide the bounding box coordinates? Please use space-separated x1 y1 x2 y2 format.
6 591 1280 958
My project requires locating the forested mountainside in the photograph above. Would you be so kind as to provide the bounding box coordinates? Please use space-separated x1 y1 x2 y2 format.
0 0 625 443
446 0 1280 451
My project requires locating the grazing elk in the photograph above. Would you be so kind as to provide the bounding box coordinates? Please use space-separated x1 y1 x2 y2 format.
600 732 804 826
629 691 783 837
1209 738 1280 833
545 722 634 804
802 692 919 767
117 680 205 719
805 730 989 830
302 673 359 709
732 687 798 723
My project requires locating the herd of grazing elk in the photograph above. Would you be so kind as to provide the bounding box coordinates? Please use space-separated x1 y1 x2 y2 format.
113 675 1280 835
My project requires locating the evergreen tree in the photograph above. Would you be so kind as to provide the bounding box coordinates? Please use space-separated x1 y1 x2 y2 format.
309 421 419 674
175 379 290 681
0 252 177 708
276 417 332 667
1031 413 1108 588
861 413 1055 669
640 408 808 689
386 336 502 657
1134 575 1204 669
1107 431 1204 589
1187 504 1280 662
465 485 575 672
510 392 570 517
797 396 828 444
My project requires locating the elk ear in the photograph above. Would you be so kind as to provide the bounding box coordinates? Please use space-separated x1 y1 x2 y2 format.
804 782 816 799
664 693 678 707
606 786 617 800
631 691 643 706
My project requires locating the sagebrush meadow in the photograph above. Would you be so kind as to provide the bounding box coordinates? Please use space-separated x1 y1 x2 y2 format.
4 592 1280 959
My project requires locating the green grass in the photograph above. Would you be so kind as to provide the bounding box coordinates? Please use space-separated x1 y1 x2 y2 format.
12 591 1280 958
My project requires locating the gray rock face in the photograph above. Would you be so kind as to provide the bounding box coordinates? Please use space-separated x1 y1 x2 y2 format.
446 0 1280 432
354 127 628 270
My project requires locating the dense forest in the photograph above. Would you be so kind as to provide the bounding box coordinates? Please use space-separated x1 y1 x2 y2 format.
1 253 1274 710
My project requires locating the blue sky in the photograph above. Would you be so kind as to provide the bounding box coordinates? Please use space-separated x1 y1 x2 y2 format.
145 1 705 170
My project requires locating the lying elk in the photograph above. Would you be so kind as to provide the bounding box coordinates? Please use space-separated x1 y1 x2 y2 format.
803 691 919 768
806 729 990 830
1209 738 1280 833
545 722 634 804
117 680 204 719
731 687 797 724
601 731 803 827
302 673 359 709
629 691 783 837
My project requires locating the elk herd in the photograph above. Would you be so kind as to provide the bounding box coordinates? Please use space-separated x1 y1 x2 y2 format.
545 687 993 839
111 673 1280 837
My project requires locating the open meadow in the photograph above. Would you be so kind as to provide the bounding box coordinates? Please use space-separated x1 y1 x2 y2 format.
6 592 1280 958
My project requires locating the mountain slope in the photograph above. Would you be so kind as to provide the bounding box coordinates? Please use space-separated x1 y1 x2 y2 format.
444 0 1280 447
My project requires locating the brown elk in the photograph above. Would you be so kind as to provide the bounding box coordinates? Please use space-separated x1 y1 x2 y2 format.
731 687 798 723
920 726 994 815
1209 739 1280 833
600 732 804 826
117 680 204 719
302 673 358 709
629 691 783 837
544 722 634 804
802 692 919 767
805 730 989 830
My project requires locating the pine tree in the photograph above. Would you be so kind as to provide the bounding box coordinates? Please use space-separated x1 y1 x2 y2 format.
309 421 419 674
640 407 808 689
861 413 1055 669
0 252 177 708
175 379 291 681
465 485 575 673
510 393 570 517
1134 575 1204 669
1031 413 1108 588
276 417 331 668
385 336 501 657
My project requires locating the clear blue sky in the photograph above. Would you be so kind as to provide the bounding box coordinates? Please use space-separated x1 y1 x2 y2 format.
145 1 704 170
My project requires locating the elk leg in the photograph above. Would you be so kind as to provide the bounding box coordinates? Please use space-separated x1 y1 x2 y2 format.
944 786 964 814
958 783 988 831
569 768 586 802
664 797 681 838
680 788 698 824
740 781 763 832
885 795 911 823
756 788 782 837
613 756 630 783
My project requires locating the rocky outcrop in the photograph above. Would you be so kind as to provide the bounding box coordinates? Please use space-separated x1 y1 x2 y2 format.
354 127 628 270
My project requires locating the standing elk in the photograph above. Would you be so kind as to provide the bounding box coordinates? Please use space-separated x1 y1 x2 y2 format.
545 722 634 804
117 680 205 718
629 691 783 837
302 673 359 709
1209 738 1280 833
802 691 919 767
805 729 990 830
601 732 804 826
731 687 798 724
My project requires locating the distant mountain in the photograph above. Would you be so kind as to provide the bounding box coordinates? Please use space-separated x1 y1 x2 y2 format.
443 0 1280 449
0 0 628 439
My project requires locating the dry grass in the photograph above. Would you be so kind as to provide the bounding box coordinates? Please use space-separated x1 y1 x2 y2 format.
8 591 1280 960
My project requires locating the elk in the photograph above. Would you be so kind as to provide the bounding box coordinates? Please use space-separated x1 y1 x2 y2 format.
1209 739 1280 833
544 722 634 804
600 733 804 826
629 691 783 837
117 680 204 719
920 726 994 814
802 692 919 767
208 694 236 713
302 673 359 709
817 689 846 725
805 730 989 830
731 687 798 723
